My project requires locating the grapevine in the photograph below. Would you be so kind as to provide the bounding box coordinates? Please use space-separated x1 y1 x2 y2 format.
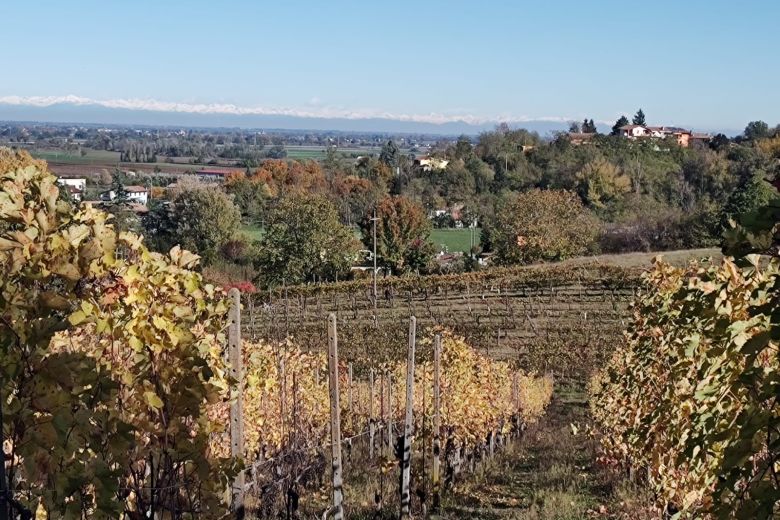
590 255 780 518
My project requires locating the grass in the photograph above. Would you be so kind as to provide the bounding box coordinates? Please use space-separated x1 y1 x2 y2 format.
437 385 658 519
430 228 481 253
274 385 657 519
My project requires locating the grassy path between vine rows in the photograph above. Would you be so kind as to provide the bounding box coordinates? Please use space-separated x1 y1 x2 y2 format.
436 386 657 520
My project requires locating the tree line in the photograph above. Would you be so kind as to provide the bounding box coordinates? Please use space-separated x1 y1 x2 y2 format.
77 114 780 289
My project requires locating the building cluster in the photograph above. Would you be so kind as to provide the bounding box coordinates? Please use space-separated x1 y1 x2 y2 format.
55 177 151 214
616 125 711 147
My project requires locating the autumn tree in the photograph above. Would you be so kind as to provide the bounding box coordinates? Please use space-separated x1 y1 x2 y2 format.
331 174 383 226
576 157 631 209
490 189 598 265
362 195 435 275
255 193 359 285
224 170 272 222
251 159 326 197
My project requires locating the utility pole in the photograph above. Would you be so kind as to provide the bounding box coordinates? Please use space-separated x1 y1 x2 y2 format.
371 209 378 311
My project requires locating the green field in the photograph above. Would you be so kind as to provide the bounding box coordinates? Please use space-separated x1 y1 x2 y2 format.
243 224 479 253
430 227 481 253
30 148 121 164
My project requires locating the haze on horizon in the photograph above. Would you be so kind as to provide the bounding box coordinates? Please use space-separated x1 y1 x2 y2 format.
1 0 777 134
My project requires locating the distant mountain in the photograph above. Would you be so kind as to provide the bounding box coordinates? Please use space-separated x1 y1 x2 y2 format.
0 102 575 136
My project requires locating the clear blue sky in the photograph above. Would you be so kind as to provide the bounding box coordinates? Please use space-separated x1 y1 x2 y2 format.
1 0 778 131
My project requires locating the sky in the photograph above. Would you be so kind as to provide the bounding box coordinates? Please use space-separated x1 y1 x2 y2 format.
1 0 778 132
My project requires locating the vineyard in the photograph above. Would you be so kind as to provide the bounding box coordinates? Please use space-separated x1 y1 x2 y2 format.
591 256 780 518
0 150 554 519
243 265 641 379
212 302 554 518
3 148 778 519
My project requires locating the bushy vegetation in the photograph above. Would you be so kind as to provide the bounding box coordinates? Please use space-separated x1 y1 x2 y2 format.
490 189 597 265
0 150 233 517
590 172 780 518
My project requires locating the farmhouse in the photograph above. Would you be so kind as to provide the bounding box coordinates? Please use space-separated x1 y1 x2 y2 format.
55 177 86 201
617 125 649 138
415 156 449 172
194 168 232 182
100 185 150 205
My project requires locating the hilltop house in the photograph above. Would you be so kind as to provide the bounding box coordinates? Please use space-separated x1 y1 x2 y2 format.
619 124 709 148
617 125 650 138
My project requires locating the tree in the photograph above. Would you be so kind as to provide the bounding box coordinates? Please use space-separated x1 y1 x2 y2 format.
721 170 780 255
379 139 400 167
611 115 630 135
224 171 272 222
576 157 631 209
362 195 435 275
582 119 598 133
168 185 241 262
632 108 646 126
709 133 730 152
251 159 326 198
569 121 581 133
103 171 142 233
490 189 598 264
255 193 359 285
743 120 770 141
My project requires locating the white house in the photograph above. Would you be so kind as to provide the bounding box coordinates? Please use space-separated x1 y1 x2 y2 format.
618 125 649 138
415 156 449 172
56 177 86 201
100 185 149 205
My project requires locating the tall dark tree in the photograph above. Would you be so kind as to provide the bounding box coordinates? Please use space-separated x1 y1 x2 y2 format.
379 139 400 167
632 108 646 126
582 119 598 133
611 116 630 135
709 133 731 152
569 121 581 133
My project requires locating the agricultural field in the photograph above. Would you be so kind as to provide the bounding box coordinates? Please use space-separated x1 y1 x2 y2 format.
430 227 481 253
30 147 121 164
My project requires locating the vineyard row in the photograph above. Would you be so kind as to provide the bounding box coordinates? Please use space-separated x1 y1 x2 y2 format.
216 290 554 518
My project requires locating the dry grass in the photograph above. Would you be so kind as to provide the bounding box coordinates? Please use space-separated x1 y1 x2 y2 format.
539 248 722 270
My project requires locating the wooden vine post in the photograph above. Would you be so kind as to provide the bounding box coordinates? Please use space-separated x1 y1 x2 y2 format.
432 333 442 512
369 369 376 460
387 372 394 458
399 316 416 519
348 363 354 433
228 288 245 517
327 314 345 520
